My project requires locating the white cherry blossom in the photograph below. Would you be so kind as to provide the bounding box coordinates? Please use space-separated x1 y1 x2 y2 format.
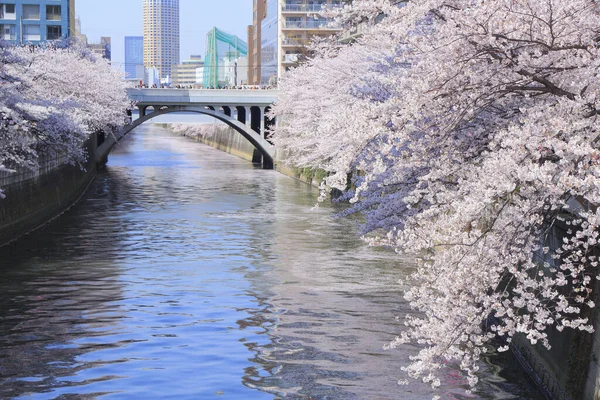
272 0 600 390
0 40 131 198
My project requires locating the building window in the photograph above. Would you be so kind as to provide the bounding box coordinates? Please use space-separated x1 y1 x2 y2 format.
285 16 303 28
0 3 16 20
22 5 40 20
23 24 40 41
47 25 61 40
46 5 61 21
0 23 15 40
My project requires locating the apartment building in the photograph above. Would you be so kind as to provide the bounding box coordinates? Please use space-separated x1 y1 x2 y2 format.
260 0 343 85
143 0 180 82
247 0 266 85
0 0 75 44
172 55 203 87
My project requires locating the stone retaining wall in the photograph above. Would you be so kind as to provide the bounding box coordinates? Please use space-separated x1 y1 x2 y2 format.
0 137 98 246
161 122 325 188
156 122 257 163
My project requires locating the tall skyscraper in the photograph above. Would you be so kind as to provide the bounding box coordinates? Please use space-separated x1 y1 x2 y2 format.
0 0 75 44
143 0 180 82
247 0 266 85
125 36 144 79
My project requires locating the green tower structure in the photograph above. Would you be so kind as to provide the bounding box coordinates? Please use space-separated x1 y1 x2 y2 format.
203 27 249 88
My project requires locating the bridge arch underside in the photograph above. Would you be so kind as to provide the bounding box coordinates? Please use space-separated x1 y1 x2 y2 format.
130 105 275 169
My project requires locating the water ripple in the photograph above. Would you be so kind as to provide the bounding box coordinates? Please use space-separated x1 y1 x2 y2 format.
0 125 542 399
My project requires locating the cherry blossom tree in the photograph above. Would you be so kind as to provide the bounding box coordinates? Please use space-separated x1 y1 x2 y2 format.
0 43 36 181
272 0 600 391
0 40 131 198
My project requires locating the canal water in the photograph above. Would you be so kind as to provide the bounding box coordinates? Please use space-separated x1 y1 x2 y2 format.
0 123 542 399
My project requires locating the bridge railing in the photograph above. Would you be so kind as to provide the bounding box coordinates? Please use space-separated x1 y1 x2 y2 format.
127 88 279 108
131 87 277 91
282 20 340 29
282 2 344 12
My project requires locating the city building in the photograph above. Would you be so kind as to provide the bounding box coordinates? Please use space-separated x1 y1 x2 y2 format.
72 16 86 42
172 55 203 87
0 0 75 44
247 0 266 85
223 56 248 87
195 65 204 85
147 67 160 87
89 36 111 61
143 0 180 83
125 36 144 80
339 10 386 44
203 27 247 88
260 0 344 85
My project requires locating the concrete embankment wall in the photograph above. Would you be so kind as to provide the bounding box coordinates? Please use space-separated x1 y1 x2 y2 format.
159 122 325 188
0 138 98 246
155 122 257 163
0 130 116 246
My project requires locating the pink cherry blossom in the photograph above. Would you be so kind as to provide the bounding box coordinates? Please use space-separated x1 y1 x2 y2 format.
0 40 131 198
272 0 600 390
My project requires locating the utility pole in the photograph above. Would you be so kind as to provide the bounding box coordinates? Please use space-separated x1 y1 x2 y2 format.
234 61 238 87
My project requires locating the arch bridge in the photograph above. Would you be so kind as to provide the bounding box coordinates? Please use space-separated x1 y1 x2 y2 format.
112 88 279 169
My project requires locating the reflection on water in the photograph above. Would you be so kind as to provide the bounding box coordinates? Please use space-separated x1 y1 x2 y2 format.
0 125 542 399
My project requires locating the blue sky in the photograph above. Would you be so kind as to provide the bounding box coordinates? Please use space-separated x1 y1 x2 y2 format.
76 0 253 71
